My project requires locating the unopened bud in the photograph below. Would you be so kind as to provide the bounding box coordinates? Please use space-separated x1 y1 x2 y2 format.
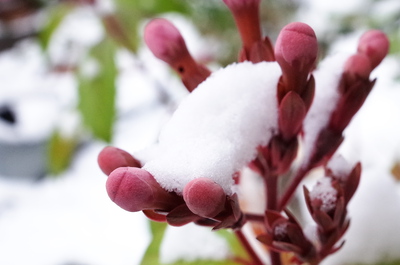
106 167 180 212
275 22 318 74
144 18 188 65
357 30 389 70
344 53 372 80
144 18 211 92
98 146 141 175
183 177 226 218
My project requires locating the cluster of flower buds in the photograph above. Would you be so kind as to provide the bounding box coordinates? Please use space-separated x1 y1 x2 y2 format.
303 159 361 262
99 0 390 264
306 30 389 169
258 210 317 264
98 146 244 230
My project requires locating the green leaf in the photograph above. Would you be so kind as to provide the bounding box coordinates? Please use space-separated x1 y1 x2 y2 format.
47 130 79 175
77 38 117 143
141 221 168 265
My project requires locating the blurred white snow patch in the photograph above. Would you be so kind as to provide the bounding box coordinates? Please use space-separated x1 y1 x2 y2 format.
302 53 349 164
143 62 280 194
93 0 116 15
338 56 400 169
322 168 400 265
309 177 337 212
0 142 150 265
0 40 76 143
47 6 104 66
238 167 265 214
296 0 366 34
160 223 230 263
115 49 163 115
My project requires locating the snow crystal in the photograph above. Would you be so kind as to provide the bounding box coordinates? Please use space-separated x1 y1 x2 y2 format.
302 53 349 165
274 222 288 240
142 61 281 194
309 177 337 212
160 223 230 263
326 154 354 180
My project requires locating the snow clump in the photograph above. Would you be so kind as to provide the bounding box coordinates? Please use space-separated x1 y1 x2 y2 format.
142 61 281 194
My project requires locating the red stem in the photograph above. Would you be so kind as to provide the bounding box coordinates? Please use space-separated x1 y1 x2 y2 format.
265 173 282 265
266 174 278 211
244 213 264 223
235 229 264 265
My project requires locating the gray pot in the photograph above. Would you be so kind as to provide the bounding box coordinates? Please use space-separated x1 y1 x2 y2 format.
0 140 47 180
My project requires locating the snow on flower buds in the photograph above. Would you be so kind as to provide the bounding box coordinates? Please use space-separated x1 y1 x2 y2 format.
100 2 391 263
183 178 226 218
144 18 211 92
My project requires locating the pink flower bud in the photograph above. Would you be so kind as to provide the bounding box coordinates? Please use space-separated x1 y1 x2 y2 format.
343 53 372 80
144 18 211 92
98 146 141 175
183 177 226 218
357 30 389 70
275 22 318 75
144 18 188 65
106 167 181 212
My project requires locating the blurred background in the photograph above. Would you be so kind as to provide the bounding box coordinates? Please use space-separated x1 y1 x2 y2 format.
0 0 399 264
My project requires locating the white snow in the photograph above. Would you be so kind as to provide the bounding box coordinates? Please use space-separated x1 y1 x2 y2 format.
142 61 281 194
0 40 76 143
326 154 354 181
0 143 150 265
302 53 349 165
47 6 104 66
160 223 230 263
309 177 337 212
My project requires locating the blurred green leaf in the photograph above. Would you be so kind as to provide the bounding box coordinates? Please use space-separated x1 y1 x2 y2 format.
140 221 244 265
166 259 240 265
141 221 168 265
38 3 72 50
216 230 249 262
47 130 79 175
78 39 117 143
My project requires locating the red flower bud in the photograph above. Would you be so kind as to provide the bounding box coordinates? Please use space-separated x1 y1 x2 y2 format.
343 53 372 80
106 167 181 212
357 30 389 70
275 22 318 96
98 146 141 175
144 18 188 65
183 177 226 218
144 18 211 92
